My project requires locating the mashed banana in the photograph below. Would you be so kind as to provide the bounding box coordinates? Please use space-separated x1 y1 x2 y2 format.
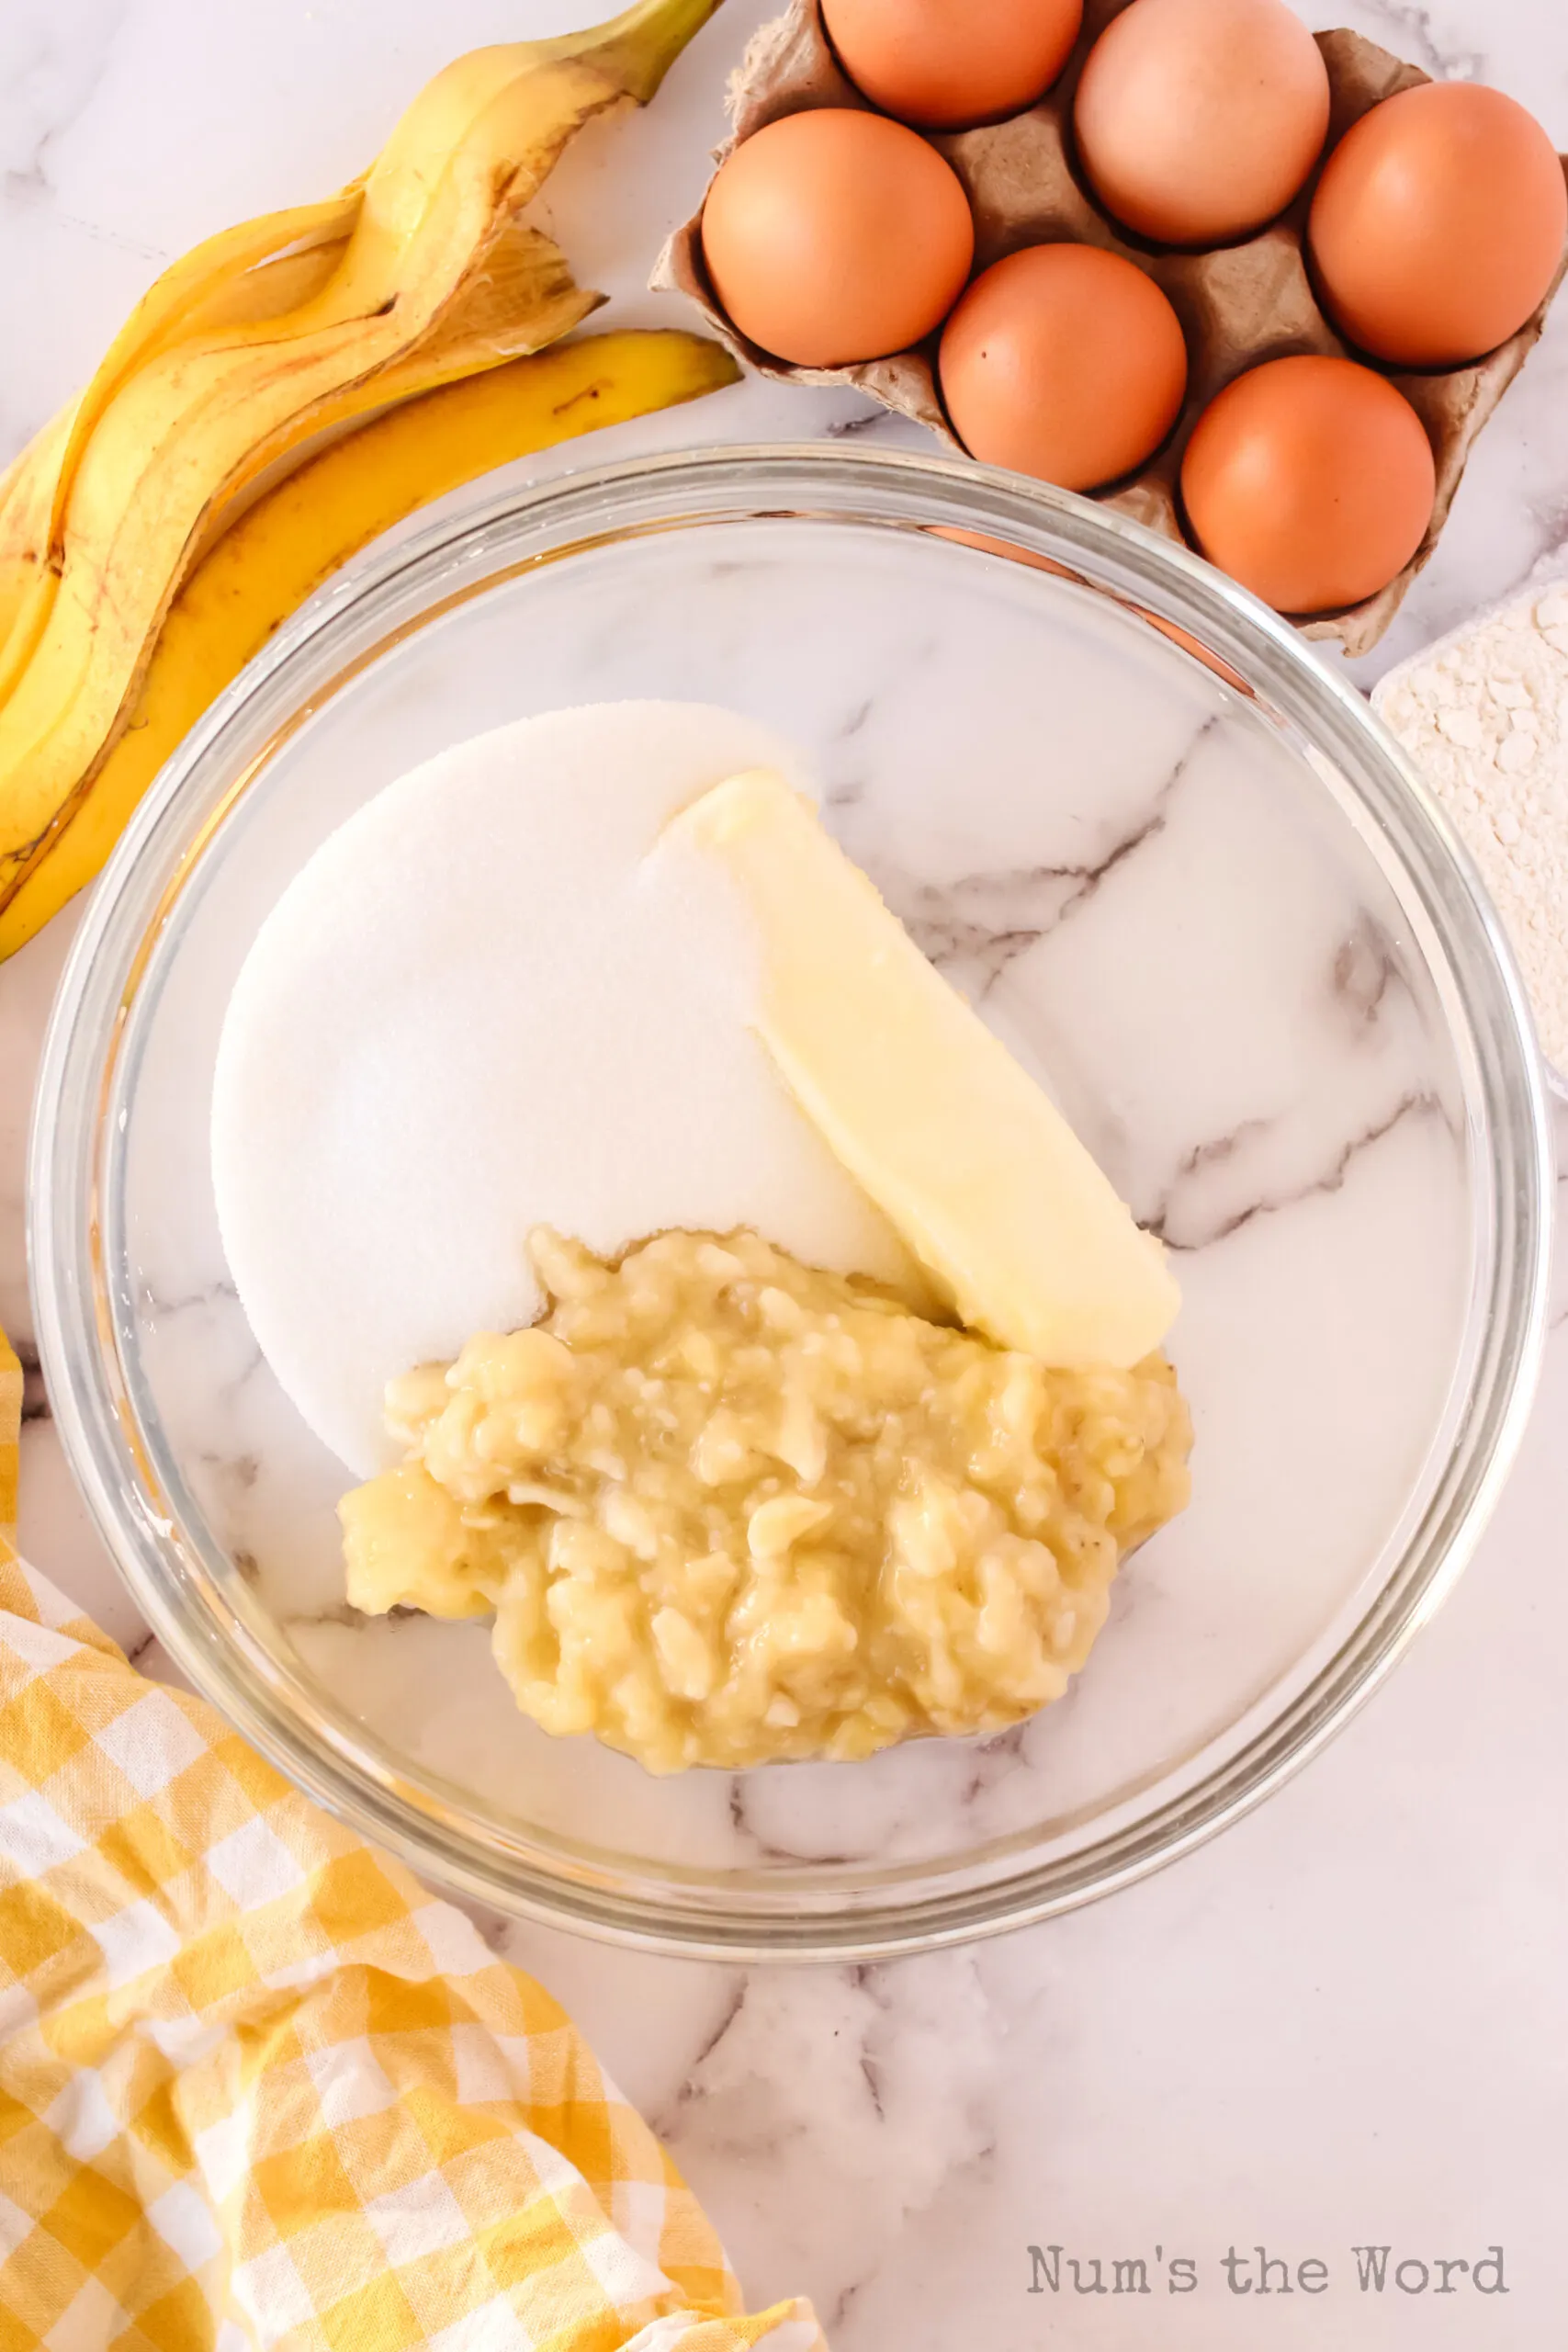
341 1229 1192 1773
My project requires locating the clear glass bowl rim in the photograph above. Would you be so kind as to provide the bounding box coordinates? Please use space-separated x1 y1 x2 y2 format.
28 442 1554 1960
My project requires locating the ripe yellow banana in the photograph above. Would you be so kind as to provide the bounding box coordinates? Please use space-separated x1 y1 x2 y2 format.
0 0 722 917
0 332 739 958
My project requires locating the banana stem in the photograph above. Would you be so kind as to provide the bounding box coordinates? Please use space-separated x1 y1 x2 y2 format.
572 0 727 101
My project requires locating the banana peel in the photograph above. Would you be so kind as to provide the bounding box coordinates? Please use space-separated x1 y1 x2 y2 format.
0 403 80 707
0 196 366 705
0 0 723 920
182 220 604 571
0 204 366 669
0 0 718 694
0 0 716 687
0 332 739 957
273 220 606 456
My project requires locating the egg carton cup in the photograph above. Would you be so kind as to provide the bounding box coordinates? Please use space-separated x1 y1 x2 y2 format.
653 0 1568 655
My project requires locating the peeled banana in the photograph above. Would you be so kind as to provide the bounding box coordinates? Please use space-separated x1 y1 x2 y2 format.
0 0 723 933
0 333 738 956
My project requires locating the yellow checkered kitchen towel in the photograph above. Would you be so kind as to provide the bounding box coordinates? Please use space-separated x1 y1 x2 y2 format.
0 1328 823 2352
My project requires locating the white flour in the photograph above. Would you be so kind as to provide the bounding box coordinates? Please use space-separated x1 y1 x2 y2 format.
1373 580 1568 1070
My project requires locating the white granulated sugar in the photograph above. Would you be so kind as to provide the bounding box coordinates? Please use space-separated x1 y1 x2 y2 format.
1372 580 1568 1070
212 701 910 1476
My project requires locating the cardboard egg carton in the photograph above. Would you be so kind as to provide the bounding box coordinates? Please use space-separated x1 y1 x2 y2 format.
654 0 1568 654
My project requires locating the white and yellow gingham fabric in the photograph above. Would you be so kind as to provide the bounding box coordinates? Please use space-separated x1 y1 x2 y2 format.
0 1324 823 2352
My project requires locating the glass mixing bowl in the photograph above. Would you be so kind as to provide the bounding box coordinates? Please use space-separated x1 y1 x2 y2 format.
29 446 1552 1958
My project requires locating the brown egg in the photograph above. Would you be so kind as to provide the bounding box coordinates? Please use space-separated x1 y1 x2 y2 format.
700 109 975 368
1074 0 1330 246
1309 82 1567 368
1180 355 1435 613
940 243 1188 490
820 0 1083 130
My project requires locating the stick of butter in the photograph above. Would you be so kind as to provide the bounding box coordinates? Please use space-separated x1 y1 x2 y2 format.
667 770 1179 1368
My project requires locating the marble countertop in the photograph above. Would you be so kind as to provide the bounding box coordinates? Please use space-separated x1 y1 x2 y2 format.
5 0 1568 2342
